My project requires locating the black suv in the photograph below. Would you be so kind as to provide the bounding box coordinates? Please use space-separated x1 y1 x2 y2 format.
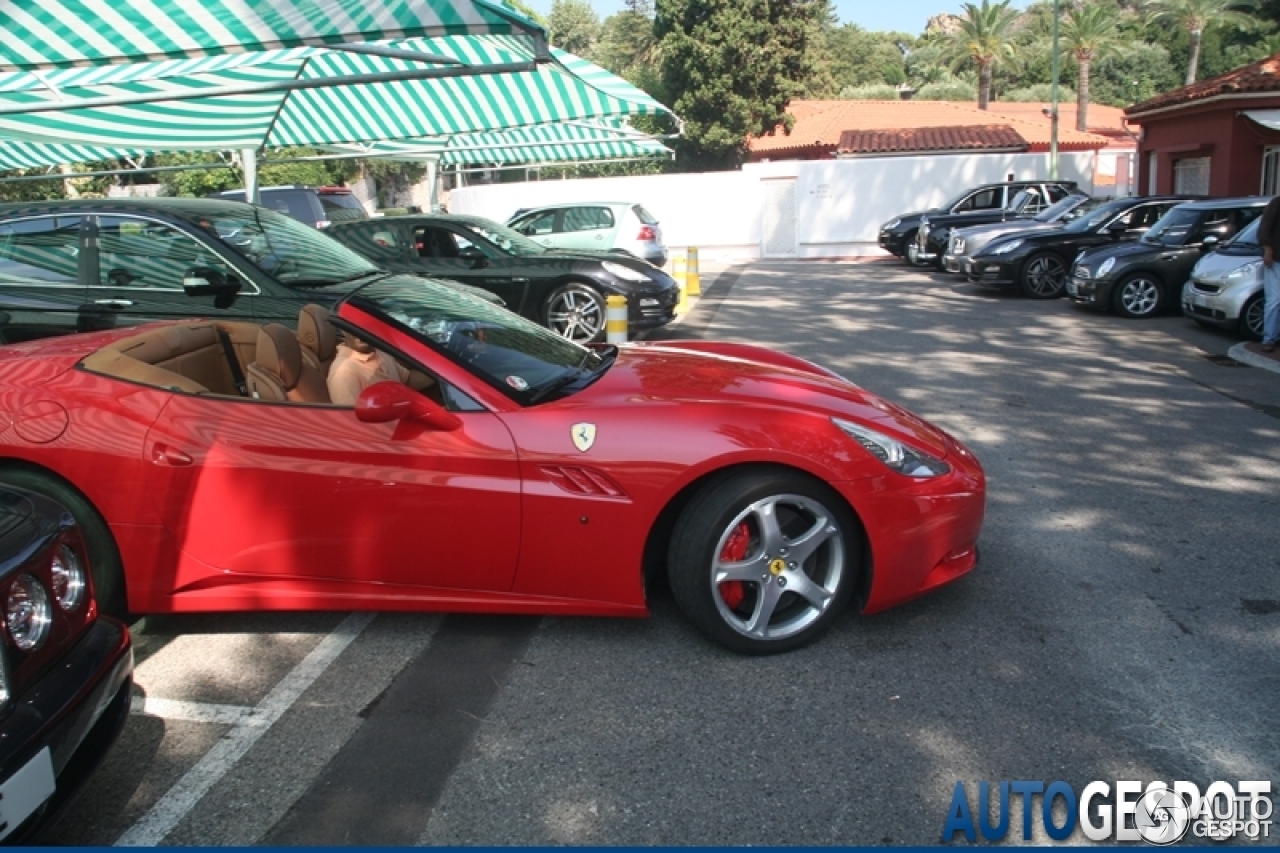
210 185 369 229
1067 197 1267 319
878 180 1077 258
0 198 444 344
909 183 1079 268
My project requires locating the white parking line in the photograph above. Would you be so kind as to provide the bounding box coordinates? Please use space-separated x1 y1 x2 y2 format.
131 696 265 727
114 612 376 847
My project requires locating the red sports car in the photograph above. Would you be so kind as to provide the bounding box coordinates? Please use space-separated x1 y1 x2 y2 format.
0 276 984 654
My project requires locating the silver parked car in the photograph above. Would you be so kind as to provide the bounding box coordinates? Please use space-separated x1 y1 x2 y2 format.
942 193 1094 274
507 201 668 266
1182 217 1265 340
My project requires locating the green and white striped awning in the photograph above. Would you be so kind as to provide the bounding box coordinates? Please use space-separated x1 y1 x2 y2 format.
0 0 544 71
0 40 670 151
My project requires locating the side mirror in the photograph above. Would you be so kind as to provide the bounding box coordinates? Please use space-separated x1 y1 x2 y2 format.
458 247 487 268
1106 221 1129 239
183 267 242 308
1199 235 1221 253
355 380 461 438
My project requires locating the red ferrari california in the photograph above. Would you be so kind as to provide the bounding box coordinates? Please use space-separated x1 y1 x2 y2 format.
0 277 984 654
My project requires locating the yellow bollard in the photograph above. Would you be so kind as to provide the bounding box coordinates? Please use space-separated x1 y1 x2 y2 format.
671 254 687 288
674 277 689 315
606 294 628 343
686 247 702 297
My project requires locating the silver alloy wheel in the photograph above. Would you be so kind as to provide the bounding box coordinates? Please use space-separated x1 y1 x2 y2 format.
1021 253 1067 298
708 493 845 642
1116 275 1161 317
544 285 605 343
1242 293 1265 340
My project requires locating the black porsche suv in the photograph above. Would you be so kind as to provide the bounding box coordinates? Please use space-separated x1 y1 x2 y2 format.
878 179 1077 259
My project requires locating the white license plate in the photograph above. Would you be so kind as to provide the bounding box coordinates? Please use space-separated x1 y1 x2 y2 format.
0 746 56 841
1192 293 1209 308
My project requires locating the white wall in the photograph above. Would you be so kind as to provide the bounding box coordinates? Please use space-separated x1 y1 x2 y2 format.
448 150 1100 262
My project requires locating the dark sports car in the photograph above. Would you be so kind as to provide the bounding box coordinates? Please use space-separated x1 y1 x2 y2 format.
966 196 1197 298
1067 197 1267 318
0 277 985 656
0 483 133 843
327 215 679 344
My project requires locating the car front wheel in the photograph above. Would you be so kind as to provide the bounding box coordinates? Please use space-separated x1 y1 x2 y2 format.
1241 292 1265 340
1020 252 1068 298
543 283 607 344
1113 273 1164 318
667 469 861 655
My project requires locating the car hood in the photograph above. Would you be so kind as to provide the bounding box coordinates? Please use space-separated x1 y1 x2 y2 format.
1078 239 1178 266
1192 249 1261 282
571 341 954 459
959 220 1061 239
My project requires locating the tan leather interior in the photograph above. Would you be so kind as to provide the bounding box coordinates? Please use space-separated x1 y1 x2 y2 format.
246 324 331 404
80 321 259 395
297 303 337 375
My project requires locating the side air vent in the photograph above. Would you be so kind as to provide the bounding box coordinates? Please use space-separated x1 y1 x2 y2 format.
539 465 628 499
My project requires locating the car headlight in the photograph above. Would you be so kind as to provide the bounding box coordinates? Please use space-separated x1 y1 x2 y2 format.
1224 260 1262 284
991 239 1024 256
6 574 52 652
50 543 87 612
1097 256 1116 277
601 261 652 283
832 417 950 478
884 217 901 230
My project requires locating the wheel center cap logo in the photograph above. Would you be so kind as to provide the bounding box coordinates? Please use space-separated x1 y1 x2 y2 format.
769 558 786 575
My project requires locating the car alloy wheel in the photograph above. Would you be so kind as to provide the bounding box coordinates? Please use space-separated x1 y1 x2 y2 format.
668 469 861 655
543 283 607 344
1241 293 1265 340
1113 273 1163 318
1020 252 1068 299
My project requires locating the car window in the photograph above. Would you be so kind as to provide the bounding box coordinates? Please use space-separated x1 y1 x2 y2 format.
96 216 227 291
1046 185 1072 203
194 206 379 285
1225 217 1260 248
955 189 1000 212
261 191 324 225
1142 207 1202 246
1126 204 1169 230
632 205 658 225
334 224 404 263
1193 210 1235 242
412 226 484 259
513 210 556 236
563 206 614 232
0 216 81 286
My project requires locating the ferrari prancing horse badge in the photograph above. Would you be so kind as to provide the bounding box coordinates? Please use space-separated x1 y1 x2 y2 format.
571 422 597 452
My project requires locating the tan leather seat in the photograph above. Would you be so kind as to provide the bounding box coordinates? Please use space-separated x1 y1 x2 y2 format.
246 324 331 404
297 303 338 376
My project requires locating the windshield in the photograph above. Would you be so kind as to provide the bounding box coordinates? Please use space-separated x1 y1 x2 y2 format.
195 206 380 285
1062 199 1134 233
1141 207 1201 246
348 278 610 405
454 216 548 257
1224 217 1260 249
1034 195 1095 223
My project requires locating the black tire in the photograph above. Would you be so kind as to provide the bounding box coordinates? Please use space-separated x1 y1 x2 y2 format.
1112 272 1164 318
1240 292 1265 341
1019 252 1068 299
0 467 129 621
667 469 862 655
543 282 607 344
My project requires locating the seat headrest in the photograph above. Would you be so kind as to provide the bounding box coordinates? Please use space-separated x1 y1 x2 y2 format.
297 304 337 362
255 324 303 389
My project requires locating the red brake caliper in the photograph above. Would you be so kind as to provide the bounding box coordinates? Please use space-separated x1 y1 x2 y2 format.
718 522 750 609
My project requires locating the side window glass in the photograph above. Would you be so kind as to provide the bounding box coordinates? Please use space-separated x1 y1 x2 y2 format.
1237 207 1263 230
563 207 614 232
1046 186 1069 203
0 216 81 286
340 225 403 263
517 211 556 235
413 227 465 259
1195 211 1232 241
96 216 226 291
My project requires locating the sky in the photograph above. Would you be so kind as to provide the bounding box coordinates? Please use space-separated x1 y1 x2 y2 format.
522 0 1036 37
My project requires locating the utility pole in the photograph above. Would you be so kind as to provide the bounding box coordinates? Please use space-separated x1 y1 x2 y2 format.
1049 0 1060 180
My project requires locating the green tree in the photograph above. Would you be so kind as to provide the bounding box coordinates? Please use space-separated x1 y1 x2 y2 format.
1059 2 1126 129
1142 0 1259 84
655 0 824 170
596 0 662 88
825 25 911 91
548 0 601 57
941 0 1023 109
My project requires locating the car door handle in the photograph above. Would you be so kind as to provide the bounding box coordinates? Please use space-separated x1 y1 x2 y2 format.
1160 254 1175 260
92 299 134 309
151 444 193 466
511 277 529 284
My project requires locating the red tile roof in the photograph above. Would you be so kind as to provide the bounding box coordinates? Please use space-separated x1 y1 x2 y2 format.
1126 52 1280 118
837 124 1027 154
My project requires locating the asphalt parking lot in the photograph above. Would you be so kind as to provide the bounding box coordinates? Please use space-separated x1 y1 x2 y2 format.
44 260 1280 846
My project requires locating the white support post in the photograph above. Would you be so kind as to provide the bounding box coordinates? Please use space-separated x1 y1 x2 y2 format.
241 147 260 204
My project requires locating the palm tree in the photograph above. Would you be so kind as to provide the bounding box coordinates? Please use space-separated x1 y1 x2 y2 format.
1143 0 1259 85
944 0 1022 110
1059 3 1125 131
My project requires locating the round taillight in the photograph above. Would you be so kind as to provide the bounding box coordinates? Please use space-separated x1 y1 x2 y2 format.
50 544 87 612
7 575 52 652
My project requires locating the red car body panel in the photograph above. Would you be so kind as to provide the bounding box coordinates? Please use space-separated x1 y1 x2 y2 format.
0 305 985 622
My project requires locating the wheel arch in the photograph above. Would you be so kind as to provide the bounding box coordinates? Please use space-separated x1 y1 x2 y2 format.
640 461 873 610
